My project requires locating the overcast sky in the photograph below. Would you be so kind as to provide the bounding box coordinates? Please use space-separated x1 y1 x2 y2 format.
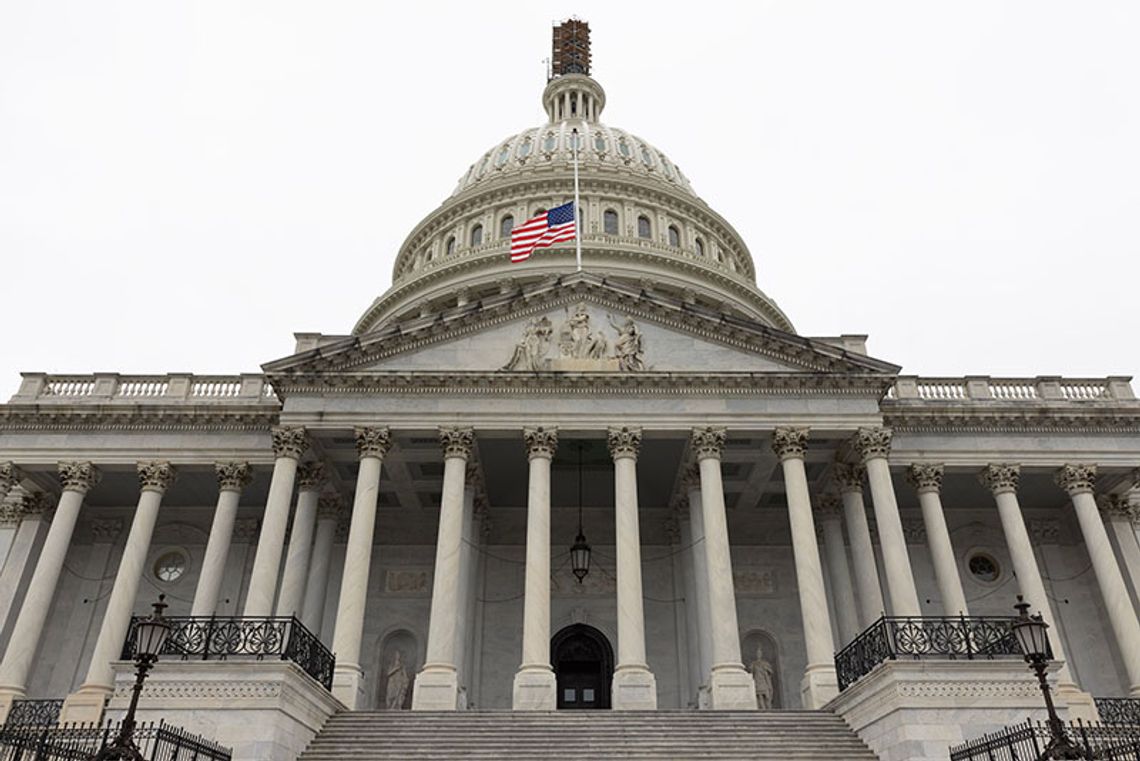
1 2 1137 397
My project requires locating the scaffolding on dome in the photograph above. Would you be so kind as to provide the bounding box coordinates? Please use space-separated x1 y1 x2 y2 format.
551 19 590 78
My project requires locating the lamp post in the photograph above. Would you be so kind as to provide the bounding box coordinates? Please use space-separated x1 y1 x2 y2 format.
94 595 171 761
1010 596 1084 760
569 442 591 583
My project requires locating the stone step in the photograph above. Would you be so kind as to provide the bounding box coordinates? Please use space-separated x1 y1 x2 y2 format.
298 710 879 760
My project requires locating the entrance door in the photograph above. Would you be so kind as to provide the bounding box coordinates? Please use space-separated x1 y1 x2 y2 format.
551 624 613 709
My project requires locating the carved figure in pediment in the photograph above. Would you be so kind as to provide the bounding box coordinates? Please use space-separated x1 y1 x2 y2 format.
608 315 645 372
501 316 554 371
750 644 775 709
559 302 608 359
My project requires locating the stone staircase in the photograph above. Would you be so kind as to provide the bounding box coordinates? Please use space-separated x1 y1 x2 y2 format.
298 710 880 760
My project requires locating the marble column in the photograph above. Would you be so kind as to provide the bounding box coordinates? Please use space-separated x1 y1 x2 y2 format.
332 426 391 709
608 426 657 709
453 480 479 709
978 464 1076 688
414 427 475 710
63 461 175 724
0 463 98 723
0 493 50 648
773 428 838 708
691 427 757 710
816 495 860 645
191 462 252 617
684 468 715 707
676 506 704 707
906 464 969 616
302 493 341 634
1099 494 1140 608
244 426 308 616
852 428 922 617
835 463 885 628
276 462 325 618
1055 465 1140 696
513 426 558 710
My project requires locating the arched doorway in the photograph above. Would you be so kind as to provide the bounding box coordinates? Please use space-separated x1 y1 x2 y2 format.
551 624 613 709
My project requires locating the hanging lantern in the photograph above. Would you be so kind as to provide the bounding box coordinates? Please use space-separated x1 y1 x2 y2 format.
570 442 591 583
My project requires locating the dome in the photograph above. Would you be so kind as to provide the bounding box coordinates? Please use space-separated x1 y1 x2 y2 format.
352 71 794 336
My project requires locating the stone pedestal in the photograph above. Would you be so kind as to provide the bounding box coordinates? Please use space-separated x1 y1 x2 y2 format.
413 665 462 710
826 660 1073 761
59 685 111 724
106 659 343 761
612 665 657 710
512 666 556 710
800 663 839 710
707 664 758 710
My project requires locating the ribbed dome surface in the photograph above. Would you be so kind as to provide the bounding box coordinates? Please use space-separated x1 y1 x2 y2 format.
452 120 697 199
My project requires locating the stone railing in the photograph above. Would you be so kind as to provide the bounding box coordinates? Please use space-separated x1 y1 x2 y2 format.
886 376 1135 402
9 373 277 405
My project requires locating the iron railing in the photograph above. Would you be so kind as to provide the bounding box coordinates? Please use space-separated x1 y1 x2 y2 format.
122 615 335 690
835 615 1031 691
3 699 63 727
1098 698 1140 727
0 719 231 760
950 718 1140 760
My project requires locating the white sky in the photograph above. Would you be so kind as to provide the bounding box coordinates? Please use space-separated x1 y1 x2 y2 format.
1 2 1137 397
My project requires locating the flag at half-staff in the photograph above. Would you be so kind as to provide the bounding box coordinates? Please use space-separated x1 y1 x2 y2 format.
509 202 576 263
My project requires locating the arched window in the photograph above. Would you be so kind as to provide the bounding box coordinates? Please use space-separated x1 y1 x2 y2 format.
695 237 705 257
603 209 618 235
637 215 651 239
445 236 456 257
470 224 483 247
668 225 680 247
500 215 514 239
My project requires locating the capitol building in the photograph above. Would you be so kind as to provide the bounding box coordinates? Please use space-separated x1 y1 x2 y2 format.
0 20 1137 761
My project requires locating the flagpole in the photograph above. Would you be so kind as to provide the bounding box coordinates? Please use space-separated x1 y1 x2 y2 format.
572 128 582 272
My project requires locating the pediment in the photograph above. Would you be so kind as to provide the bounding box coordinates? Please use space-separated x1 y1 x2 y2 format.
263 275 900 378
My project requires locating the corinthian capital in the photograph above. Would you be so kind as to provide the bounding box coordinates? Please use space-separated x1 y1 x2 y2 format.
0 462 21 496
58 461 101 493
439 427 475 460
833 462 865 494
979 464 1020 495
607 426 642 460
853 427 893 462
271 426 308 460
215 461 252 492
355 427 392 460
906 463 944 494
523 426 558 460
297 462 327 490
690 426 726 461
137 461 176 493
1055 464 1097 497
317 491 343 520
1097 494 1136 522
772 427 809 461
815 494 841 520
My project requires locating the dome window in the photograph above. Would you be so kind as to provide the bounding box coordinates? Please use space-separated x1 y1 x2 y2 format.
603 209 619 235
477 154 490 178
637 215 651 240
618 138 631 158
659 153 675 180
446 236 456 257
518 137 533 159
695 237 705 257
594 133 607 153
470 224 483 247
640 145 654 168
543 133 558 153
495 145 511 168
668 225 680 248
500 215 514 239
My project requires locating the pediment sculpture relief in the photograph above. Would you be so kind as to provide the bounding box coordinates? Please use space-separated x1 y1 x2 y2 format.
500 302 646 372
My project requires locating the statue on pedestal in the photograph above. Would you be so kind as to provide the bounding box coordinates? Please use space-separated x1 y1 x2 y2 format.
384 650 410 710
750 644 775 710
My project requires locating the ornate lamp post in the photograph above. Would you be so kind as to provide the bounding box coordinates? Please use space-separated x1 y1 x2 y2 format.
569 442 591 583
1010 596 1084 760
94 595 171 761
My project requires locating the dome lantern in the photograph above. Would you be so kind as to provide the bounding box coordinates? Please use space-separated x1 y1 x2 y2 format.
543 20 605 124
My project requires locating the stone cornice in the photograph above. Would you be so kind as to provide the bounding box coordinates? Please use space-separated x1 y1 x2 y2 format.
0 406 279 433
882 406 1140 434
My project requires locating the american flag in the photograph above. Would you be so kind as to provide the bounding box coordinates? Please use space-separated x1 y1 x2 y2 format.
510 202 576 263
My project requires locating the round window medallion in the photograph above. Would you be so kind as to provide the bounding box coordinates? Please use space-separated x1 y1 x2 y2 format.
967 553 1000 583
154 551 187 583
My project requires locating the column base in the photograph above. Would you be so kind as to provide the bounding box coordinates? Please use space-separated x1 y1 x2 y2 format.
512 665 556 710
60 684 112 725
799 663 839 709
612 664 657 710
331 664 366 710
411 664 460 711
708 663 758 710
1056 679 1099 723
0 686 26 724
